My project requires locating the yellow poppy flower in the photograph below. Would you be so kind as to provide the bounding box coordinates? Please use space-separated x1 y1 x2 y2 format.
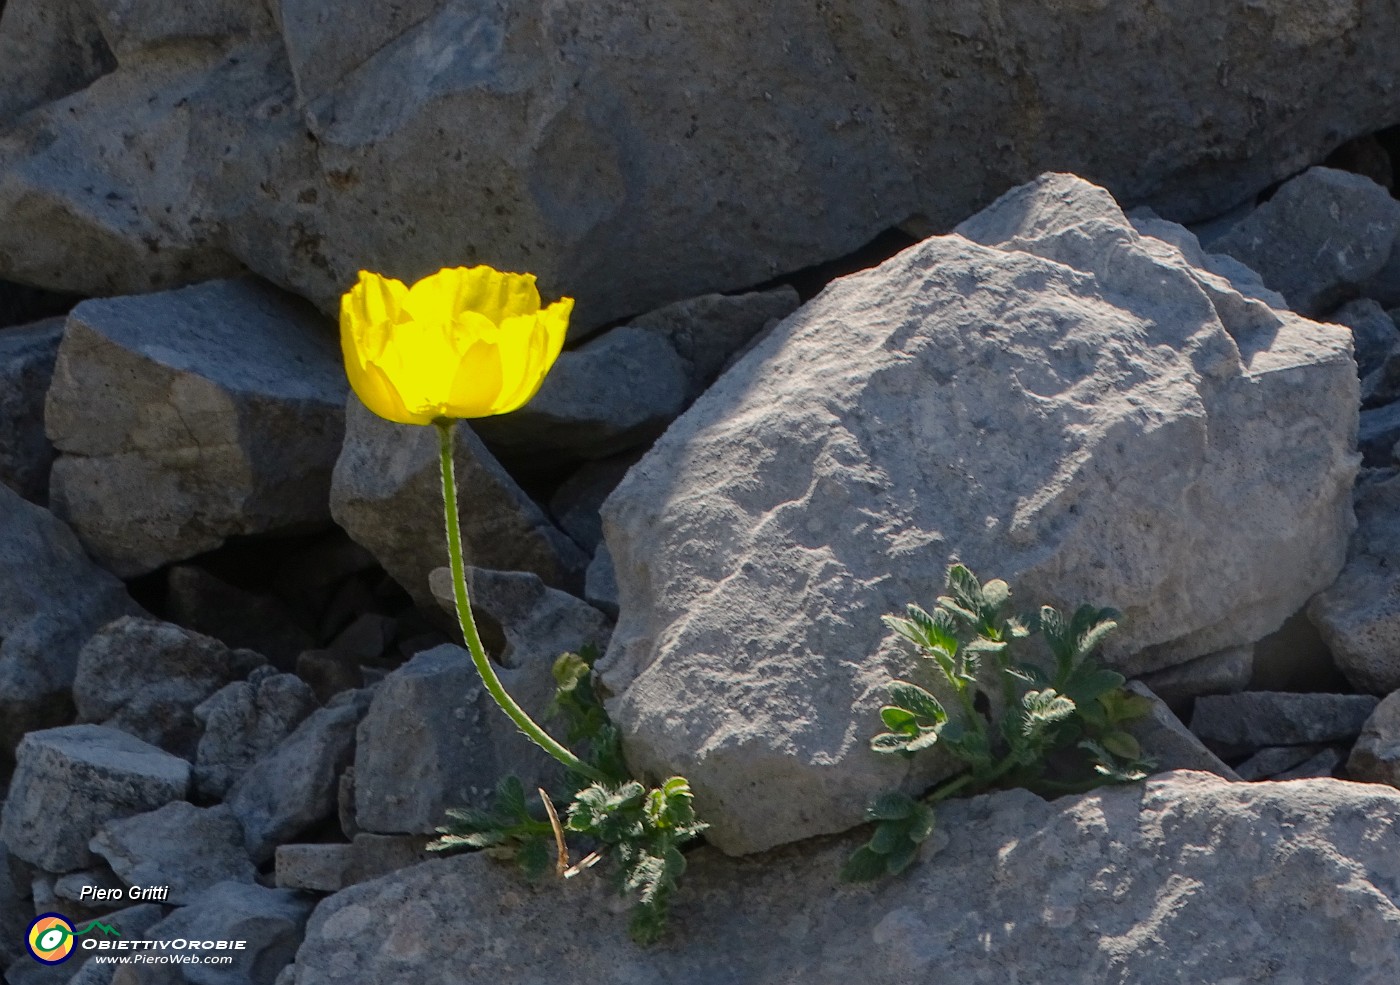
339 265 573 425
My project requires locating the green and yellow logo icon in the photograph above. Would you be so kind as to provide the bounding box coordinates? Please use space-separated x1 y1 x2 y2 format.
26 914 75 964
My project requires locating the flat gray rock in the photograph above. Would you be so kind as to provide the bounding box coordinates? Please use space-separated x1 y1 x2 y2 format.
73 617 265 759
1212 167 1400 317
1234 744 1330 782
330 399 587 611
285 772 1400 984
7 1 1400 334
0 317 63 502
90 802 257 905
0 485 138 766
599 173 1358 855
227 691 373 863
45 278 347 576
1190 691 1378 750
1311 471 1400 693
0 725 189 873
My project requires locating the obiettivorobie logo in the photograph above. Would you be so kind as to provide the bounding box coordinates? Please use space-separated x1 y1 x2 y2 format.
26 914 119 965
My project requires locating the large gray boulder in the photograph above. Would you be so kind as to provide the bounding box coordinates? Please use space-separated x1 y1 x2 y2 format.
45 278 347 576
331 400 587 610
286 772 1400 984
0 725 189 873
598 173 1359 855
6 2 1400 329
0 484 139 766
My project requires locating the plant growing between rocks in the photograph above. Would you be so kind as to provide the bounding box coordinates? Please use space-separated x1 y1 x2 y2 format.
845 565 1153 881
339 265 706 943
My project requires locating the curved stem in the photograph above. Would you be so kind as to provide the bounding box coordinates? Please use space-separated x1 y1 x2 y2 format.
436 419 605 783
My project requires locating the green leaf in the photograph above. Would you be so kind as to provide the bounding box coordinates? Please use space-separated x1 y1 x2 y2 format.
867 791 917 821
907 803 936 843
883 838 919 875
905 728 943 753
869 821 906 855
841 845 890 883
880 706 919 733
1100 730 1142 761
888 681 947 724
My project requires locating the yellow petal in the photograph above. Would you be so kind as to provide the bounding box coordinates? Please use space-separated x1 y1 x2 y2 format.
341 272 421 423
444 322 506 418
487 297 573 415
404 266 540 329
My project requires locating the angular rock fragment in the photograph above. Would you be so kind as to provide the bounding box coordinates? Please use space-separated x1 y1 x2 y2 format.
274 834 430 893
0 485 138 767
600 173 1358 854
73 617 265 758
112 882 313 985
331 398 586 610
629 287 802 399
226 690 372 863
193 669 319 801
549 452 644 554
1189 692 1378 751
287 772 1400 984
1358 407 1400 466
45 278 347 576
1272 747 1345 780
0 725 189 873
1311 471 1400 693
357 571 611 834
471 327 689 462
1211 167 1400 316
1135 644 1252 707
1234 744 1330 782
1347 690 1400 787
1331 297 1400 380
1123 683 1238 780
0 317 62 502
90 803 256 904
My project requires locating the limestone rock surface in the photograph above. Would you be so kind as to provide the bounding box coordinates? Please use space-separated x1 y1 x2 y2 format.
6 2 1400 329
286 772 1400 985
599 173 1359 854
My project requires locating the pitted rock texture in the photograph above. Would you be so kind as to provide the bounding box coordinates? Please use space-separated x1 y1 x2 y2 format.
599 173 1359 855
5 2 1400 328
45 278 347 576
285 772 1400 985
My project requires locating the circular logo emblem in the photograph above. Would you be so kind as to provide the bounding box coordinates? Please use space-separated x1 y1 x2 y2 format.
27 914 75 964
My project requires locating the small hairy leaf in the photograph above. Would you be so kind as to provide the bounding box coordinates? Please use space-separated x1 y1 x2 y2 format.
869 821 907 855
871 732 914 755
868 791 917 821
883 838 920 875
1100 730 1142 761
888 681 947 724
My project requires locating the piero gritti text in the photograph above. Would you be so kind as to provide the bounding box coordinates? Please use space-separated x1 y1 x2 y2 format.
77 885 170 902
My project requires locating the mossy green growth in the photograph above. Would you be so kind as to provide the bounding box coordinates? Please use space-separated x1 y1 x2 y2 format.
430 644 707 944
845 564 1153 882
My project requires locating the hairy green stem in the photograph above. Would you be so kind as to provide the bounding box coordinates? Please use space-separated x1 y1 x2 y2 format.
436 419 605 782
